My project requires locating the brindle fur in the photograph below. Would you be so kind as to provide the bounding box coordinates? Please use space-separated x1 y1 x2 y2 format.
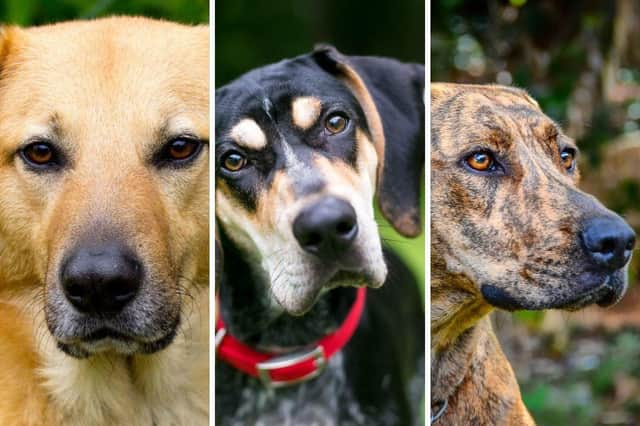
431 83 633 425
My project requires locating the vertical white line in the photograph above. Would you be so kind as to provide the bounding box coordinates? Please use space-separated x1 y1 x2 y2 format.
425 0 432 417
209 0 216 423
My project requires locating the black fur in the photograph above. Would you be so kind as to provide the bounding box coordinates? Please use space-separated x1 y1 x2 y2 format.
215 47 425 425
313 45 425 237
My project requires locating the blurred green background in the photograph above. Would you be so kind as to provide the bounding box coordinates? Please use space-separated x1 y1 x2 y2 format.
433 1 640 424
0 0 207 26
216 0 426 292
216 0 425 85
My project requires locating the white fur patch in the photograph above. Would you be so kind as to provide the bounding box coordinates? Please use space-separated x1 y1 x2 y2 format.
291 97 322 130
230 118 267 150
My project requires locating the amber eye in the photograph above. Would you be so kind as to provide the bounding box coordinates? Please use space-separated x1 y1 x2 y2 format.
221 151 246 172
166 139 201 161
21 142 57 167
325 113 348 134
560 148 575 170
465 151 495 172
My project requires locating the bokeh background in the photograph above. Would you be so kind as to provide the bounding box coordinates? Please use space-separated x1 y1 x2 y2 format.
216 0 426 290
0 0 207 25
433 1 640 424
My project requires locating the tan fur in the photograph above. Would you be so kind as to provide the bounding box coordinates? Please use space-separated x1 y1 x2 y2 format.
0 17 209 425
230 118 267 150
333 62 385 184
291 96 322 129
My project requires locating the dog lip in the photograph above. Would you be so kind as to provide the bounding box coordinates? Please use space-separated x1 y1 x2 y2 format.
273 269 372 316
55 315 181 357
83 328 133 342
481 269 626 311
480 284 521 311
555 281 612 311
330 269 368 285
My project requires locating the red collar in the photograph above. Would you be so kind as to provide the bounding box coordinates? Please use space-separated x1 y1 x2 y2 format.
215 287 366 388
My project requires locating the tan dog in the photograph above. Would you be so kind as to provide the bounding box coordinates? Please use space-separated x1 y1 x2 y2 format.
431 83 635 424
0 17 209 425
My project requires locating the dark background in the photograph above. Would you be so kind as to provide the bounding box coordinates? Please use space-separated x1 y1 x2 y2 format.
216 0 425 86
433 1 640 424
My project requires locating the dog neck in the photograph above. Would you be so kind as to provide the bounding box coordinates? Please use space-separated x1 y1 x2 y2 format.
431 250 493 352
218 234 355 352
431 251 532 423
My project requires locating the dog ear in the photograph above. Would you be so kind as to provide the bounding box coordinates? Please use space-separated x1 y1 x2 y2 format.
312 45 424 237
0 26 19 70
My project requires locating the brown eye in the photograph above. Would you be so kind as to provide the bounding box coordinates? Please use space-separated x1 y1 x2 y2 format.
560 148 575 170
167 139 201 161
222 151 246 172
325 113 348 134
21 142 56 167
466 151 494 172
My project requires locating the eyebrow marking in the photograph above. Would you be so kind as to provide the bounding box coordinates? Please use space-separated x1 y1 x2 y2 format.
291 96 322 130
229 118 267 150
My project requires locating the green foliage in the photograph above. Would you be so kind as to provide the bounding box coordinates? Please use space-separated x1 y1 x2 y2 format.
513 310 545 329
522 331 640 425
0 0 208 26
609 179 640 214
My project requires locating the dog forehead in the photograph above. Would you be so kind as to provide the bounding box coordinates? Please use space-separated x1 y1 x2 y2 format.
438 90 560 149
7 19 206 104
0 18 208 148
216 56 358 130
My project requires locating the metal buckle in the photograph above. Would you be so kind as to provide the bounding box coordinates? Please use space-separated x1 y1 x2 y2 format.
215 328 226 349
256 346 326 388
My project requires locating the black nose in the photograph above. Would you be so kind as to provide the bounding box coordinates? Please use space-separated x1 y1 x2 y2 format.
60 242 143 315
293 196 358 259
581 216 636 271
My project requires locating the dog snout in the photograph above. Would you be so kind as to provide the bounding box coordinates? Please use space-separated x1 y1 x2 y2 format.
60 242 143 315
293 196 358 259
581 216 636 271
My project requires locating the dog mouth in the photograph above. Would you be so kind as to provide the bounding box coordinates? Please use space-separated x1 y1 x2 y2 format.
273 266 381 316
571 270 627 309
54 316 181 358
326 269 379 289
481 269 627 311
555 276 618 311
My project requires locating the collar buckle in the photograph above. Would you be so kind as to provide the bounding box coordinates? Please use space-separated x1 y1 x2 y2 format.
256 346 326 388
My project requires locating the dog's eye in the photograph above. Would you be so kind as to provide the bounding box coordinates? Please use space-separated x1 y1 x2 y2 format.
221 151 246 172
465 151 495 172
560 148 576 171
20 142 59 168
166 138 202 161
325 113 348 134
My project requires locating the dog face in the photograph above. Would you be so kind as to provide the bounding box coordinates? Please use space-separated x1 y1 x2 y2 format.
432 83 635 311
216 47 424 315
0 18 209 357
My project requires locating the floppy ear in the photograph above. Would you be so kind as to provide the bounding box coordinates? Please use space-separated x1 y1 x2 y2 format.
312 45 424 237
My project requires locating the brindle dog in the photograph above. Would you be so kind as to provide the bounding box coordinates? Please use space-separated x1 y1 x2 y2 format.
215 46 424 425
431 83 636 424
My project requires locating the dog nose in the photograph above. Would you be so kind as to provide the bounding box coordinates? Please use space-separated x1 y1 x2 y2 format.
581 216 636 271
293 196 358 259
60 242 143 315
